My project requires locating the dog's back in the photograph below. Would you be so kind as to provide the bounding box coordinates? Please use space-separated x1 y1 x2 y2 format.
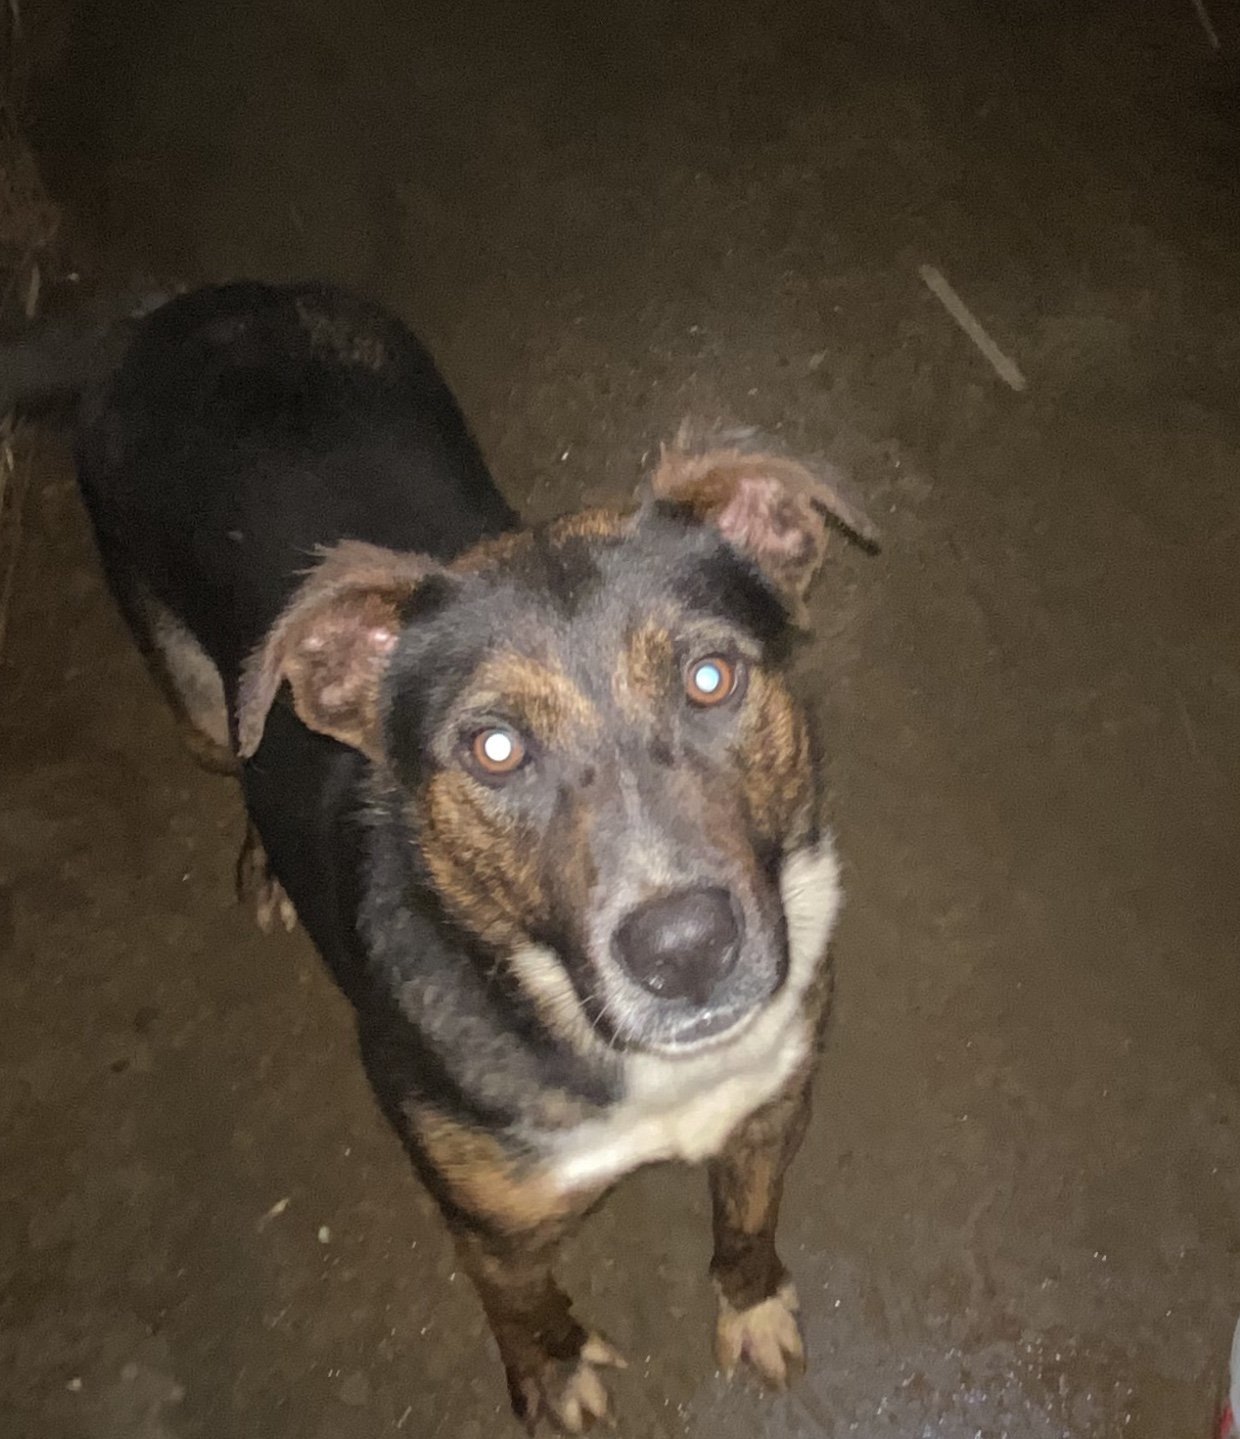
5 281 519 991
71 281 516 687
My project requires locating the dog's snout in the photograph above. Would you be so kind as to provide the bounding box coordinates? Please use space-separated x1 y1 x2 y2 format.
611 887 740 1005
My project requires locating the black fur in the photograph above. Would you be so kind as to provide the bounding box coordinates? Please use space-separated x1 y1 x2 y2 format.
75 282 516 681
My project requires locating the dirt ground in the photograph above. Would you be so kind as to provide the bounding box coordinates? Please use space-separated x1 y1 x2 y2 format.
2 1 1239 1435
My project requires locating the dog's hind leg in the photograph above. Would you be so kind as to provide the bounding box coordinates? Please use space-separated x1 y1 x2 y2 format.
235 817 298 934
708 1060 814 1388
111 574 237 773
108 568 297 933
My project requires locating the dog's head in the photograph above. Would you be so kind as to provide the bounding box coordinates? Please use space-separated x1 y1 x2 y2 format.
238 441 876 1054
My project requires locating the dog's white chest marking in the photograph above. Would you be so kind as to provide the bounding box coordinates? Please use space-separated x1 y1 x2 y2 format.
547 839 841 1192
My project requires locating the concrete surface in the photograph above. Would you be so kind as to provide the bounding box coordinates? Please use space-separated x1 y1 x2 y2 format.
3 1 1240 1434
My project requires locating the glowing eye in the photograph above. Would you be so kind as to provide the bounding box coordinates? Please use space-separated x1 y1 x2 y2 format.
694 662 724 695
685 654 740 706
470 727 526 776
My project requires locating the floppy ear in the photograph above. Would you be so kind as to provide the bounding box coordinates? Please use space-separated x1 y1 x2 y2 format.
236 540 440 761
649 442 879 616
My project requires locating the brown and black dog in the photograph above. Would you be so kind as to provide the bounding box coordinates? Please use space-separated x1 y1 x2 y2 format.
5 281 877 1432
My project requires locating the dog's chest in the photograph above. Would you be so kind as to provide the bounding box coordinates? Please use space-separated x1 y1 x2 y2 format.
546 1001 811 1191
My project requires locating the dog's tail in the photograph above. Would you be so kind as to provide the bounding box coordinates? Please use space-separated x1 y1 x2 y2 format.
0 282 176 417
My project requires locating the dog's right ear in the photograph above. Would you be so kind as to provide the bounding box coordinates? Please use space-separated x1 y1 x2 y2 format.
649 441 880 621
237 540 441 761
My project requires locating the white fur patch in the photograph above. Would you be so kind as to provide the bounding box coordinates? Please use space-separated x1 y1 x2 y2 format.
144 595 231 750
544 837 841 1192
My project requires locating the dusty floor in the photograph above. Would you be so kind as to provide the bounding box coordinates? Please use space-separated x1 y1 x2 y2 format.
3 0 1240 1434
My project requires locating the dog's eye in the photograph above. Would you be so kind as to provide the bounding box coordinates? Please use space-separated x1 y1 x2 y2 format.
469 726 527 777
684 654 743 707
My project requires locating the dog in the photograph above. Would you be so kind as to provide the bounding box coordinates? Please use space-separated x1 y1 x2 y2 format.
6 280 877 1432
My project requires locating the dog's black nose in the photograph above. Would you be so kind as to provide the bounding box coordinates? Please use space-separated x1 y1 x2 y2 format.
612 887 740 1005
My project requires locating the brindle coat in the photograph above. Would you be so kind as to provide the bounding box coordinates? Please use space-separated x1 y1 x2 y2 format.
12 281 876 1433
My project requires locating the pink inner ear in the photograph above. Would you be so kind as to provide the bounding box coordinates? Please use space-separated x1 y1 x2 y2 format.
717 475 812 560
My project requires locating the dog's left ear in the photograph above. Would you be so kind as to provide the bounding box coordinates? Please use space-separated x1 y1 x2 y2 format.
650 445 879 616
237 540 442 761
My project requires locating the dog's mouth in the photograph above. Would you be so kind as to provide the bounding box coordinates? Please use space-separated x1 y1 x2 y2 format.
598 965 784 1053
584 887 788 1054
631 992 767 1053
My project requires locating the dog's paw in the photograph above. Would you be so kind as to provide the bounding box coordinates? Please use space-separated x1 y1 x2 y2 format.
253 876 298 935
715 1280 804 1387
510 1334 625 1434
235 827 298 934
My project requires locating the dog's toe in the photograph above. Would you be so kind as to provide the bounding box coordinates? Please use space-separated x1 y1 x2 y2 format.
512 1334 625 1434
236 826 298 935
255 878 298 934
715 1281 804 1387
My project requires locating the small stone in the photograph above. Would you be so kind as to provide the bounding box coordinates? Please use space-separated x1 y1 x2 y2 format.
317 1225 331 1244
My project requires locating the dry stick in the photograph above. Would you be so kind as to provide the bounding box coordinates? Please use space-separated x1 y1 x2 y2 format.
1189 0 1221 49
918 263 1028 392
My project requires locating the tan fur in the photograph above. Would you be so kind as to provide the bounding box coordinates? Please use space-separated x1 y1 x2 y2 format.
467 651 599 743
419 772 547 945
503 801 601 1060
546 507 630 545
412 1107 589 1230
737 671 814 847
453 529 530 573
738 1153 775 1232
449 513 629 583
614 619 675 718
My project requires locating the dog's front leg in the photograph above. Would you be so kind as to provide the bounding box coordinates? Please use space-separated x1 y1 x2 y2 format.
707 1061 814 1387
452 1219 625 1434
